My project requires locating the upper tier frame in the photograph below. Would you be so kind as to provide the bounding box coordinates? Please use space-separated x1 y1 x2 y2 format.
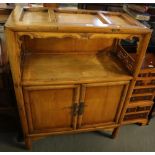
5 6 152 34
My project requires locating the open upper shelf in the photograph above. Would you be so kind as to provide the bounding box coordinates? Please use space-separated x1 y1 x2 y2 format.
22 52 132 85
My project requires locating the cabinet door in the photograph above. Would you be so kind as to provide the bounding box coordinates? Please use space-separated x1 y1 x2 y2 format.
23 85 80 133
78 81 129 128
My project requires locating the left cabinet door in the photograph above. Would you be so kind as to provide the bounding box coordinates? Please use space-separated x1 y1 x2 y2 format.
23 85 80 133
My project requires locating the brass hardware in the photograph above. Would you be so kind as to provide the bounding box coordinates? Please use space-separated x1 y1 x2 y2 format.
111 29 120 33
78 102 85 115
72 102 86 116
72 103 79 116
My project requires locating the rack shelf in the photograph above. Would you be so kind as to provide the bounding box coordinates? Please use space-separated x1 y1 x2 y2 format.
22 52 132 85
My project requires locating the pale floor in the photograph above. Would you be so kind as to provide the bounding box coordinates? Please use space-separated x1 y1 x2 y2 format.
0 118 155 152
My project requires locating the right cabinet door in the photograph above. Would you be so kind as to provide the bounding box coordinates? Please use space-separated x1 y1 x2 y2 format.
78 81 129 129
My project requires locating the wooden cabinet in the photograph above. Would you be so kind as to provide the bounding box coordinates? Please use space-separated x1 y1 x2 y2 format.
5 6 151 149
23 82 129 134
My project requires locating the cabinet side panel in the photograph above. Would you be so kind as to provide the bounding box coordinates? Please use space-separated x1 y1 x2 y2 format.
5 29 29 136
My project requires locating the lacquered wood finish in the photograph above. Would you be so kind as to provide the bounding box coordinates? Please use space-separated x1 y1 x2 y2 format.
5 6 152 149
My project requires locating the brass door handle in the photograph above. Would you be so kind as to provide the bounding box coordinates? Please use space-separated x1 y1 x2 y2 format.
65 102 87 116
72 103 79 116
78 102 87 115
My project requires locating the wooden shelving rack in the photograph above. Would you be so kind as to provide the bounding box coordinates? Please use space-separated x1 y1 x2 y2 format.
123 53 155 125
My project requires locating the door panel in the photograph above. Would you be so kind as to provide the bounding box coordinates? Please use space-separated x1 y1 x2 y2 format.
23 85 80 133
78 81 129 128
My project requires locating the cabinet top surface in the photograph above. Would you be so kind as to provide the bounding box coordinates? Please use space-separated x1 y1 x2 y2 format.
5 6 151 34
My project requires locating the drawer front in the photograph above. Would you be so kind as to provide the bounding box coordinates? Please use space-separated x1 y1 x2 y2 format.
133 88 155 94
136 70 155 87
126 105 152 113
135 79 155 86
23 85 80 133
130 95 154 102
124 112 148 121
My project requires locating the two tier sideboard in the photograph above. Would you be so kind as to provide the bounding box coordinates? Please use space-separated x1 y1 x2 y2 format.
5 6 152 149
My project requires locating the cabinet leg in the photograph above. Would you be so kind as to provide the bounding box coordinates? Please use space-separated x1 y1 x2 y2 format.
25 137 32 150
146 119 150 125
140 122 149 126
112 127 119 139
137 120 148 126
